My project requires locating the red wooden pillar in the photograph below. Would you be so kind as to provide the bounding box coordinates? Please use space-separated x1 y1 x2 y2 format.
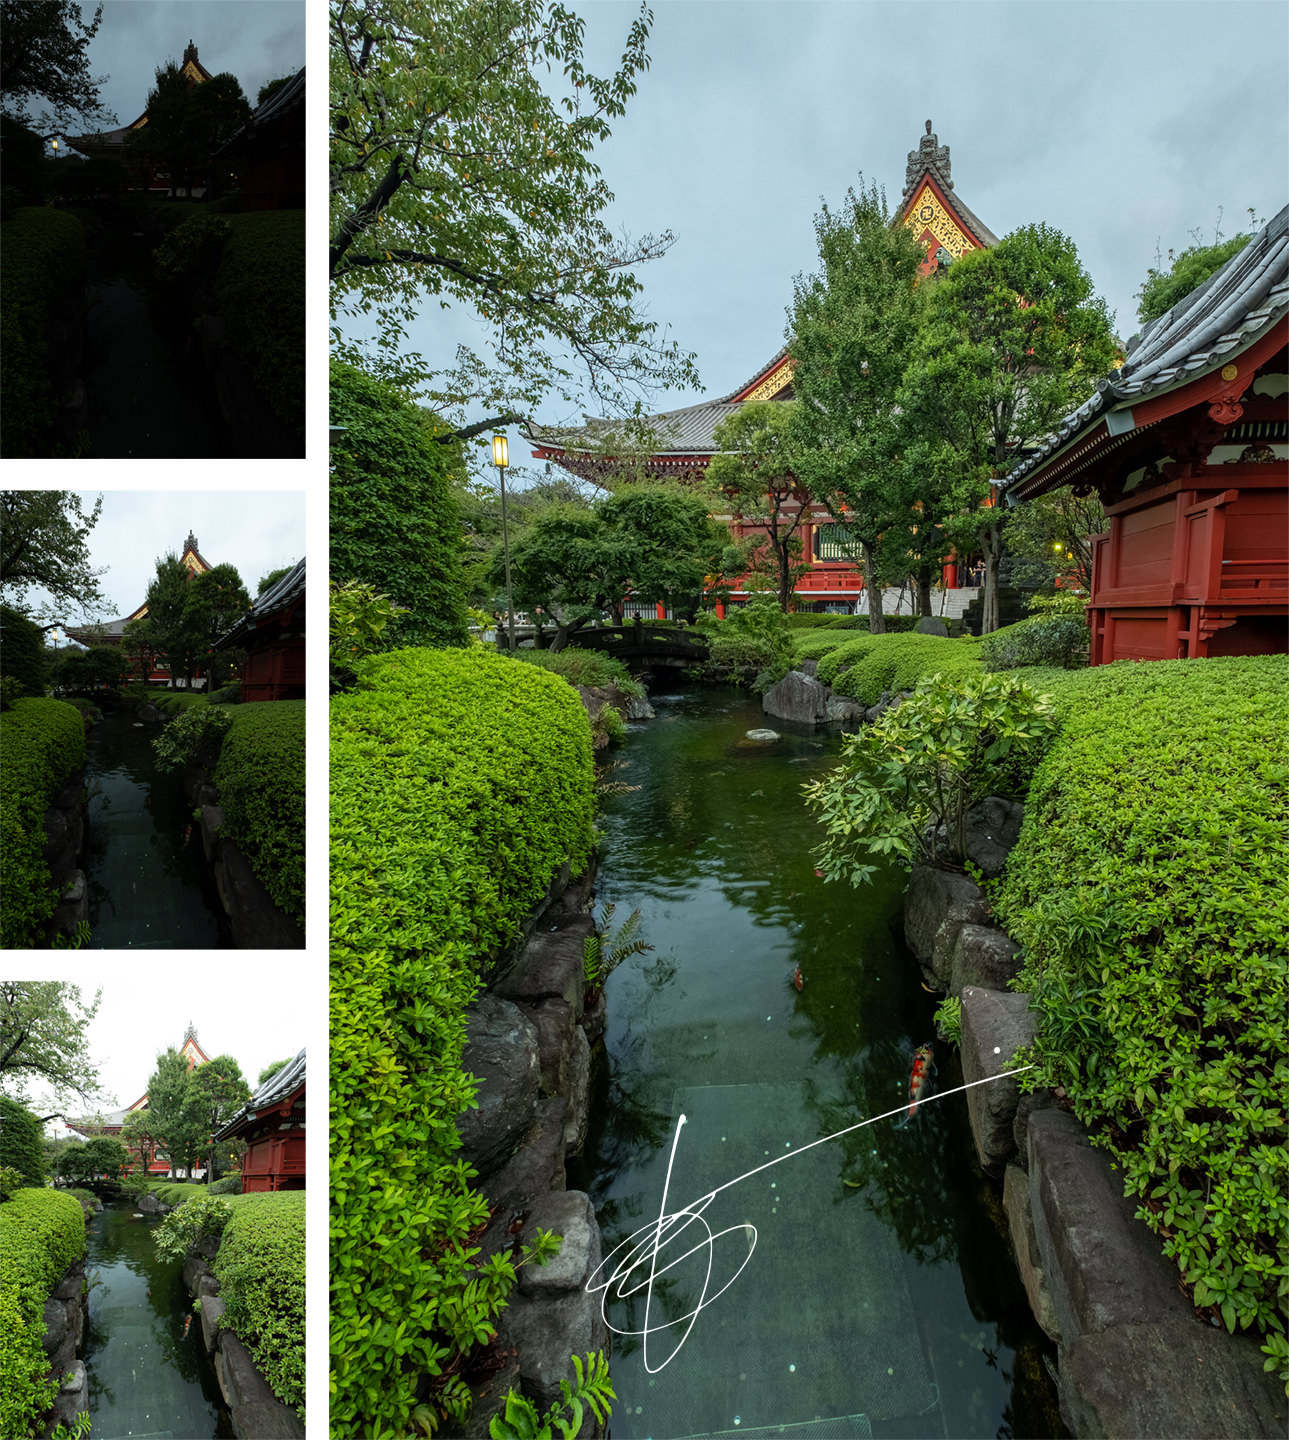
656 602 667 620
715 601 726 620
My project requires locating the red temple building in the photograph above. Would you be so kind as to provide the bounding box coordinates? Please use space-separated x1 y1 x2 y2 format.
66 41 214 193
1003 206 1288 664
212 67 306 211
212 1048 305 1193
531 121 997 613
212 557 306 702
67 1024 212 1177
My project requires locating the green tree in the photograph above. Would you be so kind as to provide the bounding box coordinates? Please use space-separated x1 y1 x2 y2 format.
0 604 46 699
145 1050 208 1177
257 1057 293 1086
80 1135 128 1179
120 1108 165 1175
188 564 251 686
132 63 251 196
899 224 1117 632
330 357 469 647
1002 486 1105 593
0 490 106 623
1136 232 1249 327
143 553 204 687
190 1055 250 1180
121 615 159 684
0 982 104 1115
257 566 293 595
329 0 698 435
788 180 928 630
707 401 816 613
0 0 114 134
0 1095 46 1187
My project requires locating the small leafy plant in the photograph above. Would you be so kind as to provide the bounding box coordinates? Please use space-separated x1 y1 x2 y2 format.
151 704 231 774
584 902 652 997
488 1352 615 1439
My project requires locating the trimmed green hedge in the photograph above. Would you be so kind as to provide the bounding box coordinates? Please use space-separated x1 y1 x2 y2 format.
215 211 305 441
512 645 644 696
0 1099 46 1188
791 629 859 664
995 655 1289 1345
979 612 1088 671
214 701 306 929
0 207 85 456
815 631 982 704
0 698 86 947
0 1189 85 1439
216 1191 306 1416
330 647 595 1436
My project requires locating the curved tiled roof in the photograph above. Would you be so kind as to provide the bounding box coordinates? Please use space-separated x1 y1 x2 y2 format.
212 556 305 651
213 1047 305 1141
1003 203 1289 498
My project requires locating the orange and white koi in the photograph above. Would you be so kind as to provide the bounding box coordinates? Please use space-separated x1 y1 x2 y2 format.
182 1315 192 1339
791 966 804 992
894 1044 936 1129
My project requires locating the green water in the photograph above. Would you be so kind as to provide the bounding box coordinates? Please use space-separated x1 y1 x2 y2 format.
84 1204 231 1439
576 687 1064 1439
84 709 229 948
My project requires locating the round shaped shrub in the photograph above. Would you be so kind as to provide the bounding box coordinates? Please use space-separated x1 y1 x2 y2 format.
980 612 1088 671
0 1098 45 1188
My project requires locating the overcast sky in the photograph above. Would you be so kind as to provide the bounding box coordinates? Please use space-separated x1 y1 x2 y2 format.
66 0 305 137
3 969 308 1131
6 488 306 636
338 0 1289 488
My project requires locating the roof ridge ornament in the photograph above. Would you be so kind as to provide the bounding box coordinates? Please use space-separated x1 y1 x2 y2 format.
905 118 954 198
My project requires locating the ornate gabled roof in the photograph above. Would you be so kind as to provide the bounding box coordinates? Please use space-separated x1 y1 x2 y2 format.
1003 203 1289 501
67 42 212 154
900 120 998 263
212 556 305 652
213 1048 305 1142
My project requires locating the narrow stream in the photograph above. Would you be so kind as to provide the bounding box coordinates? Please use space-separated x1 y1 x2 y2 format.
84 1203 231 1439
574 687 1064 1439
84 709 230 948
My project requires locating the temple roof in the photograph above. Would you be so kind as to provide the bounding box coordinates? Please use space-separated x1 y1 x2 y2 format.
67 41 212 153
212 556 305 652
215 66 305 157
213 1047 305 1142
1003 203 1289 501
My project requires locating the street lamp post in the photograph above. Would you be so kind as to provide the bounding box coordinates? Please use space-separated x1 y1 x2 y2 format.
492 434 516 653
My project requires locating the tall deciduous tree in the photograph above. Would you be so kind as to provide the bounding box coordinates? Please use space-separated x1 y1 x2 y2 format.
0 490 106 622
0 981 105 1114
120 1108 165 1175
1135 232 1249 327
899 224 1117 632
788 181 928 630
132 64 251 195
707 401 815 613
143 554 204 687
329 0 698 434
145 1049 208 1177
0 0 114 133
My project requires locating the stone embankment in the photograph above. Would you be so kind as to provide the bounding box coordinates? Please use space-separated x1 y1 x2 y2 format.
40 1253 89 1439
140 702 303 948
907 800 1284 1439
179 1244 304 1440
456 871 608 1439
43 765 90 943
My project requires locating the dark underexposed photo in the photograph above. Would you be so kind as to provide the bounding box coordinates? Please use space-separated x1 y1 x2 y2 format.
0 0 305 459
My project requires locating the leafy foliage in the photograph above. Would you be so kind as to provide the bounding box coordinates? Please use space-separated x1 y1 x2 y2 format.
214 701 306 928
329 578 408 680
329 0 697 430
0 1189 84 1440
0 983 103 1111
0 492 102 626
489 1352 615 1439
0 1098 46 1188
0 1 113 132
330 358 469 647
1136 233 1249 326
150 704 232 774
979 612 1088 671
131 64 250 196
583 903 651 996
788 178 929 629
152 1191 232 1261
511 646 644 697
213 1191 306 1416
806 670 1056 885
0 210 87 457
696 596 796 691
993 656 1288 1349
815 631 982 706
0 605 46 699
330 647 595 1435
0 699 86 947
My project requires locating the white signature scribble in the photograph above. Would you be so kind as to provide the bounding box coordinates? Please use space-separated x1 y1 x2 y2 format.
585 1066 1034 1373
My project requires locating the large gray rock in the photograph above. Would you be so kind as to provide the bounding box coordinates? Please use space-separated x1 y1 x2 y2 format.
517 1191 602 1296
1028 1108 1187 1339
216 1331 279 1410
924 796 1026 880
230 1400 306 1440
960 986 1036 1172
457 995 541 1177
200 1294 227 1355
1059 1319 1285 1440
762 670 830 726
477 1098 569 1218
496 915 591 1012
497 1290 609 1435
950 924 1023 994
904 865 990 977
914 616 949 636
1002 1163 1060 1341
215 840 305 949
561 1025 592 1156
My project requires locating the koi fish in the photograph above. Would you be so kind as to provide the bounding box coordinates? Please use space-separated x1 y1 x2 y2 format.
894 1044 936 1129
182 1315 192 1339
183 825 192 846
792 966 804 991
